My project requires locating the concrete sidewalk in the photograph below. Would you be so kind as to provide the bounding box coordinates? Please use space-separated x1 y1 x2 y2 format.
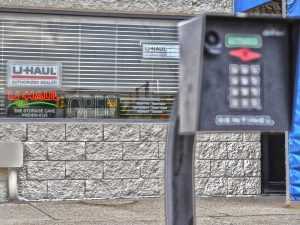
0 196 299 225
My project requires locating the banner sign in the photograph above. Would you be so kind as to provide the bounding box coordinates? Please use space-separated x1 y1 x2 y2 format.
287 0 300 17
6 90 62 118
142 43 179 59
7 61 61 88
6 90 59 102
234 0 272 12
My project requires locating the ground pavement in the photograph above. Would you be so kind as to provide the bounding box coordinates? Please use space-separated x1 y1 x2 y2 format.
0 196 299 225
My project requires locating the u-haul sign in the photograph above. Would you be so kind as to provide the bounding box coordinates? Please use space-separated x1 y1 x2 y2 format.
142 43 179 59
7 61 61 88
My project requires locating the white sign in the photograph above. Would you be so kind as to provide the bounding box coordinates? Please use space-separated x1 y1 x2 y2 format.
7 61 61 88
142 43 179 59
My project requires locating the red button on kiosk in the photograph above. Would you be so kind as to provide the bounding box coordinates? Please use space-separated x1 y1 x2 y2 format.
229 48 261 62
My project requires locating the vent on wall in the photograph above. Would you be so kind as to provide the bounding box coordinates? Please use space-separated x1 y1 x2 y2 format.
0 15 179 118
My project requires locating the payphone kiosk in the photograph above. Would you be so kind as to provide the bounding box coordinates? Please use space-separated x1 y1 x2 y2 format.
166 15 294 225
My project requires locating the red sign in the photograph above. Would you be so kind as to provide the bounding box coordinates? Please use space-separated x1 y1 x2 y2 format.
6 90 59 101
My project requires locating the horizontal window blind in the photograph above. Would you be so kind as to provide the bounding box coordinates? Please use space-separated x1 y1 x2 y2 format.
0 15 179 118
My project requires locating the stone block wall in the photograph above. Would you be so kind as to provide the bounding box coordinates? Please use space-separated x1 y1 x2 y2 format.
0 123 261 201
0 0 232 15
18 123 166 200
195 132 261 196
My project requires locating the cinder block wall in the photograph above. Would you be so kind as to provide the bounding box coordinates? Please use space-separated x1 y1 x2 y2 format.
195 132 261 196
0 0 232 15
0 123 260 201
19 123 166 200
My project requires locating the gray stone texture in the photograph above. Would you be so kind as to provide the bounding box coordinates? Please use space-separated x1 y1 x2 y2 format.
24 142 47 161
244 177 261 195
243 132 261 142
227 142 261 159
17 164 27 181
141 160 164 178
196 142 227 159
225 160 244 177
194 160 210 177
244 160 261 177
192 0 232 13
14 122 262 200
227 178 245 195
210 160 226 177
195 131 261 196
123 142 159 160
134 178 161 197
104 124 140 141
197 132 243 142
66 123 103 141
48 180 85 199
86 179 122 198
104 161 140 179
86 178 161 199
158 142 166 159
0 0 232 15
86 142 122 160
27 161 65 180
66 161 103 179
195 178 208 196
140 124 167 141
28 123 65 141
18 181 48 200
195 178 227 196
48 142 85 160
0 123 26 141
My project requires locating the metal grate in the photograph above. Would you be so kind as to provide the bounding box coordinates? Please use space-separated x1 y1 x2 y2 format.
0 14 179 118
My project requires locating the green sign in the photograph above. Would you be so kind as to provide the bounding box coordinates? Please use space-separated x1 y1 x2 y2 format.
225 34 262 48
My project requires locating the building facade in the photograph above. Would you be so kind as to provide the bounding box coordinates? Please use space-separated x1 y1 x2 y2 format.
0 0 280 202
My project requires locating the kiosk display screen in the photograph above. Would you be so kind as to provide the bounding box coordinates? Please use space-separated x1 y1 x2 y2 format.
225 34 262 48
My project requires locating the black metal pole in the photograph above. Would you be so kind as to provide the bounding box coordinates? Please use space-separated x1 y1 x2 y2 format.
165 98 196 225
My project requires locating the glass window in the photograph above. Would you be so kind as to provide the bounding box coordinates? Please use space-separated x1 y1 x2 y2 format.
0 14 179 119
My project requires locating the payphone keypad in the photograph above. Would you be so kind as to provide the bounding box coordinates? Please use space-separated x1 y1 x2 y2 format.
228 63 262 110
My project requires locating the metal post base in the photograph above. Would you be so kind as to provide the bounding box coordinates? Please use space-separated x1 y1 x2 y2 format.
165 98 195 225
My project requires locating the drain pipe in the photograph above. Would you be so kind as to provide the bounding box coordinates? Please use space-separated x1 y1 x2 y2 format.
0 142 23 201
8 168 18 200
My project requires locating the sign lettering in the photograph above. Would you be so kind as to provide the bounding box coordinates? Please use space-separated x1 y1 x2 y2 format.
7 61 61 88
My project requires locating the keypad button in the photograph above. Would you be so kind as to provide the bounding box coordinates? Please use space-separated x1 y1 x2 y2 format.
229 98 240 109
251 98 262 109
240 87 250 97
250 64 261 75
229 76 239 85
229 64 239 75
251 87 260 97
241 98 250 108
251 76 260 86
229 87 239 96
240 65 250 75
240 76 250 86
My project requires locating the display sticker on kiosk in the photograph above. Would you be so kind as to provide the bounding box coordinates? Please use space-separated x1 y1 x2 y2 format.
225 34 262 48
7 61 61 88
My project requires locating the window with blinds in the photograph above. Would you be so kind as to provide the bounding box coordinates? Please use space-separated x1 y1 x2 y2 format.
0 13 179 119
